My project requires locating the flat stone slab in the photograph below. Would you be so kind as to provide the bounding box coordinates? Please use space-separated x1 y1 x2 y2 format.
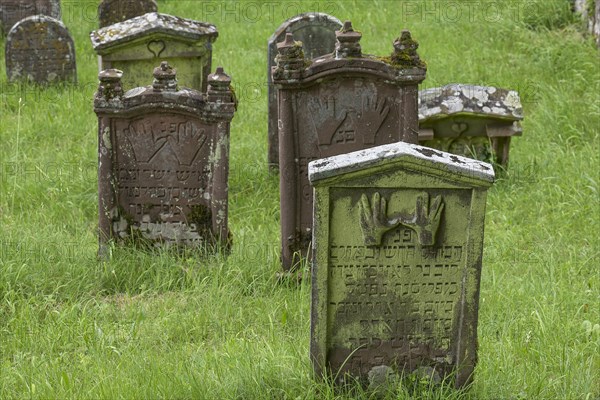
5 15 76 84
91 12 217 52
0 0 61 35
418 83 523 122
418 84 523 166
309 141 494 388
98 0 158 28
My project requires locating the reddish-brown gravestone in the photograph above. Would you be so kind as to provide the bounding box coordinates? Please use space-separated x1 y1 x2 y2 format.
267 13 342 171
98 0 158 28
5 15 76 84
272 22 427 271
94 62 236 256
0 0 61 35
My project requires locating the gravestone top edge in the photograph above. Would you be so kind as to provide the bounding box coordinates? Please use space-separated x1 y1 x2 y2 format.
94 65 235 121
272 54 427 86
90 12 218 51
6 13 68 36
308 141 495 185
419 83 523 122
268 12 343 44
272 24 427 85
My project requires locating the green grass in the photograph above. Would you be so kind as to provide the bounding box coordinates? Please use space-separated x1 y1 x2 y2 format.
0 0 599 398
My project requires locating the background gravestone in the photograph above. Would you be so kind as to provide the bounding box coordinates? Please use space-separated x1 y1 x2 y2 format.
94 62 236 255
418 84 523 167
267 13 342 171
5 15 76 84
0 0 61 35
272 22 427 271
91 12 217 92
98 0 158 28
308 141 495 388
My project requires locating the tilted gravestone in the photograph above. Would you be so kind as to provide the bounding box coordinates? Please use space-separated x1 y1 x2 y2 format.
272 21 427 270
418 84 523 167
0 0 61 35
94 62 236 255
98 0 158 28
91 12 217 92
308 141 494 388
5 15 76 84
267 13 342 171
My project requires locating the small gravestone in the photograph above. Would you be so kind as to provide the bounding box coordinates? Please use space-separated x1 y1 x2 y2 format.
5 15 76 84
267 13 342 171
98 0 158 28
418 84 523 167
308 141 494 388
94 62 236 255
272 22 427 270
0 0 61 35
91 12 217 92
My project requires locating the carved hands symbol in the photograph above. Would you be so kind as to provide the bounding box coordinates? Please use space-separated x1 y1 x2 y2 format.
166 122 207 166
409 193 444 246
358 192 444 246
124 123 167 163
357 96 390 144
308 97 348 145
359 192 402 246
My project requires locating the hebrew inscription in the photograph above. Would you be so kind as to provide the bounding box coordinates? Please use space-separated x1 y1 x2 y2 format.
113 115 213 243
5 15 76 84
324 187 470 379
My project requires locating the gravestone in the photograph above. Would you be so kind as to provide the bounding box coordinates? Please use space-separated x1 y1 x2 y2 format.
0 0 61 35
5 15 76 84
308 141 494 388
267 13 342 171
91 12 217 92
94 62 236 255
418 84 523 167
272 22 427 270
98 0 158 28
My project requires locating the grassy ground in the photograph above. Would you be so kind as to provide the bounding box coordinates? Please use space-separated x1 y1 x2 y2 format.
0 0 598 398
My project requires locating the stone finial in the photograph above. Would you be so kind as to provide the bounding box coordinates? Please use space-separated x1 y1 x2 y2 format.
335 20 362 58
152 61 178 92
97 68 124 100
207 66 235 103
273 33 305 80
391 30 425 68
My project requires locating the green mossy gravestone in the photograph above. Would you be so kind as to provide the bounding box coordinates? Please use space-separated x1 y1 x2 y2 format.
90 12 217 92
308 141 494 388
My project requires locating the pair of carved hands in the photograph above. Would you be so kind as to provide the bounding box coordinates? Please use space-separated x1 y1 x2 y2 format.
308 96 390 145
359 192 444 246
125 121 206 165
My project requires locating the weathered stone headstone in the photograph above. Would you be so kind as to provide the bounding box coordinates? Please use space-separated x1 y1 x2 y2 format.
5 15 76 84
267 13 342 171
418 84 523 167
308 141 494 388
94 62 236 255
91 12 217 92
98 0 158 28
0 0 61 35
272 22 427 270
